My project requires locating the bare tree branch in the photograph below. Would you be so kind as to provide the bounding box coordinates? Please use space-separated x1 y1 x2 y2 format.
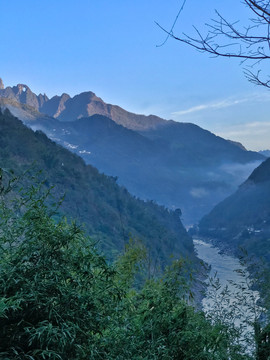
158 0 270 87
156 0 187 47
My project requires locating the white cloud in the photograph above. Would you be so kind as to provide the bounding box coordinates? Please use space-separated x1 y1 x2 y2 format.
172 92 270 117
219 161 263 178
172 97 249 116
219 121 270 136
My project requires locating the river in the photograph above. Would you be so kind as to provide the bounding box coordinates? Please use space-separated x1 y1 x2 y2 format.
193 238 246 291
193 238 261 353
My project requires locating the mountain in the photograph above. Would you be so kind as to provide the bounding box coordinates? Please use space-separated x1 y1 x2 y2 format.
29 114 264 224
198 158 270 261
0 82 48 110
0 108 194 265
0 97 50 122
259 150 270 158
0 80 265 224
139 121 261 166
0 81 166 131
227 140 247 151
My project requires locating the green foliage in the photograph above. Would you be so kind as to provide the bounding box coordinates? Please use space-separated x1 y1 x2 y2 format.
0 175 269 359
0 181 120 359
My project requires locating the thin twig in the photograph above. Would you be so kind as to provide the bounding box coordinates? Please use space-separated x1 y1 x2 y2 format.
156 0 187 47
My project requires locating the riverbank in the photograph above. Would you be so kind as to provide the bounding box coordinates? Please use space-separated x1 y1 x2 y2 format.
193 235 237 257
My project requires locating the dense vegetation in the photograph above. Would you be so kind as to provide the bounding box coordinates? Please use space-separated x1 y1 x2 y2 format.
0 109 193 265
0 177 269 359
199 158 270 262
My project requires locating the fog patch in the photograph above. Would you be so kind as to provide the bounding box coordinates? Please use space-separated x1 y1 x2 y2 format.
219 161 263 180
30 125 57 141
30 124 48 134
2 104 36 122
190 187 209 198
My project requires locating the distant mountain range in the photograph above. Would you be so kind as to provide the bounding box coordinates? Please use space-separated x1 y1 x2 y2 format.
0 108 194 265
0 82 165 130
199 157 270 261
0 80 265 224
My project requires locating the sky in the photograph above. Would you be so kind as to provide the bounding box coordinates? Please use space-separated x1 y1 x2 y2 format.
1 0 270 151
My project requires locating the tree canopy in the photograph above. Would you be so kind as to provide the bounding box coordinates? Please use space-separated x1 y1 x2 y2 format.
0 172 269 359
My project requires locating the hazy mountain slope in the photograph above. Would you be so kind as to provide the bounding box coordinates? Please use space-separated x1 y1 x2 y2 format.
29 114 264 224
0 97 50 122
199 158 270 260
29 114 163 172
259 150 270 158
140 121 262 166
0 109 194 264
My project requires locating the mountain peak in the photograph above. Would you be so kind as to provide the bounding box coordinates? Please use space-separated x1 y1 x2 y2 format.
0 81 166 130
0 78 4 89
16 84 30 94
246 157 270 184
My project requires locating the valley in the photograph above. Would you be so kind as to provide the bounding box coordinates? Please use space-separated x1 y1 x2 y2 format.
1 79 269 267
0 82 265 225
0 78 269 358
2 1 270 357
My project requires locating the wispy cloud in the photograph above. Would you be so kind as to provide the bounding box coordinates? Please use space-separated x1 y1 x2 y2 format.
220 121 270 137
171 92 270 150
172 92 270 117
172 97 250 116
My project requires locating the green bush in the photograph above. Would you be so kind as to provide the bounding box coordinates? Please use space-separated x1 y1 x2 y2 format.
0 175 267 359
0 182 121 359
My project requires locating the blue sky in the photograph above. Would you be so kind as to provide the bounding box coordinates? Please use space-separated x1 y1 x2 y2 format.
1 0 270 150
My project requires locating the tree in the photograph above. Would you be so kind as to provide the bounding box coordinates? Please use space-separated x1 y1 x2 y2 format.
162 0 270 88
0 170 266 359
0 176 121 359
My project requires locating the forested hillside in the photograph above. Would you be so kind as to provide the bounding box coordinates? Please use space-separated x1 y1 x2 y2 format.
0 109 193 264
1 185 266 359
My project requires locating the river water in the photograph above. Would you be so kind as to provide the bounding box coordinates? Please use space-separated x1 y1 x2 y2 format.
193 238 245 291
193 238 260 353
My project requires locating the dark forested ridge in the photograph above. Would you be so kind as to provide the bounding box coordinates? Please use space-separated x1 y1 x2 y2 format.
0 109 193 264
0 83 265 224
199 158 270 261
